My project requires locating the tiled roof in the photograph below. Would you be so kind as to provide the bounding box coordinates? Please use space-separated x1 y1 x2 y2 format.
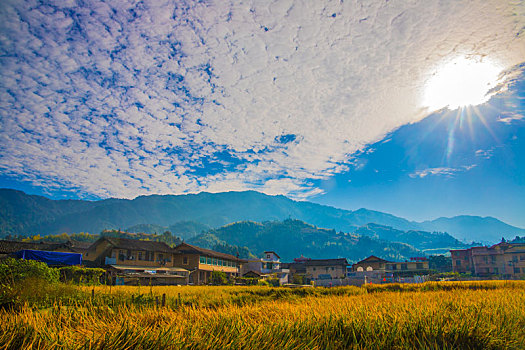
99 237 174 253
173 242 244 262
304 258 349 266
0 240 69 254
356 255 390 264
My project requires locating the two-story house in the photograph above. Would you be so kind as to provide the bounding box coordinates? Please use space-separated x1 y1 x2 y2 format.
172 242 244 284
305 258 349 283
83 237 189 285
241 251 289 284
451 242 525 278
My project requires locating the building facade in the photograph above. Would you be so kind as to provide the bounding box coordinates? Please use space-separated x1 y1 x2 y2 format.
172 242 243 284
451 242 525 278
305 258 349 282
351 256 429 279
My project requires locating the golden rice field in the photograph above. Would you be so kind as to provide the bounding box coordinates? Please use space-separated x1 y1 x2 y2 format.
1 281 524 349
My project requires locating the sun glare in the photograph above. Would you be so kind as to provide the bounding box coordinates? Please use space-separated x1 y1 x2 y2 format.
423 57 502 111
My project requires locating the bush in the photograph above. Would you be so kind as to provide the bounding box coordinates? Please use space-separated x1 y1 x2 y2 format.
257 279 270 287
210 271 228 285
0 258 59 285
59 266 106 285
267 278 280 287
0 258 87 310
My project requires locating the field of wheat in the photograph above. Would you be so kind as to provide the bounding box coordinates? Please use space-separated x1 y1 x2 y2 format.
1 281 524 349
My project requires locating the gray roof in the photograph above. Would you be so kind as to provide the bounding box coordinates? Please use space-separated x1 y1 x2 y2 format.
0 240 70 254
304 258 349 267
96 237 174 253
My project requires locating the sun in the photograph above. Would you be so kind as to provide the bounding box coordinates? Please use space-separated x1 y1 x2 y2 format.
423 56 503 111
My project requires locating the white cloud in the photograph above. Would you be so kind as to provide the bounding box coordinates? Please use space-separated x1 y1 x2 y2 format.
409 165 476 179
498 112 525 124
0 0 524 199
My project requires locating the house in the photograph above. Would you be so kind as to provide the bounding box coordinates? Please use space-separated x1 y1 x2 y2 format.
385 258 429 277
305 258 349 283
451 242 525 278
172 242 244 285
349 256 429 283
351 255 389 272
352 256 429 276
83 237 189 285
241 251 289 285
84 237 176 267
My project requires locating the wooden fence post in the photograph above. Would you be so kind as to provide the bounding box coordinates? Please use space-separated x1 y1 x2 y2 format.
162 293 166 307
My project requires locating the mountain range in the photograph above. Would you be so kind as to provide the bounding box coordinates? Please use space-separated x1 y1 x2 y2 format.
1 188 524 243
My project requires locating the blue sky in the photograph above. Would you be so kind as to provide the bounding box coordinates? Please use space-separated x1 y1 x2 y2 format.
0 0 524 227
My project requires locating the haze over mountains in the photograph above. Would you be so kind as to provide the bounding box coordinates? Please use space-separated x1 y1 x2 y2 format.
1 189 524 245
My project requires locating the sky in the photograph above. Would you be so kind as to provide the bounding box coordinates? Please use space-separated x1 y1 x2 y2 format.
0 0 524 226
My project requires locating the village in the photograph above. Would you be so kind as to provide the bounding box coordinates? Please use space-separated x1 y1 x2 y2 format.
1 236 524 286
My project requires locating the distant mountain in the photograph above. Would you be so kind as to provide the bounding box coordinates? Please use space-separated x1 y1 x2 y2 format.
419 216 525 243
126 221 211 240
189 219 424 262
1 188 523 244
0 189 415 236
354 223 468 255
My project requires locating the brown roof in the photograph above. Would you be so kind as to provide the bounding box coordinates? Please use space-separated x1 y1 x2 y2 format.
0 240 70 254
173 242 244 262
304 258 349 267
356 255 391 264
95 237 174 253
264 251 281 259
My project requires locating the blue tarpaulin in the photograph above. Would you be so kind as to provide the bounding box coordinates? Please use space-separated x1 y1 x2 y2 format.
15 249 82 266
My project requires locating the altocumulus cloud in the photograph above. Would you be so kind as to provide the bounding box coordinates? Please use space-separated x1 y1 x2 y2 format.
0 0 524 199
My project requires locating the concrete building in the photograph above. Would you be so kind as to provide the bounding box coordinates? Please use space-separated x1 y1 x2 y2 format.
241 251 289 285
304 258 349 283
451 242 525 278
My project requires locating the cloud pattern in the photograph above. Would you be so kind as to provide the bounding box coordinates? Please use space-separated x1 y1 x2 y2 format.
0 0 524 199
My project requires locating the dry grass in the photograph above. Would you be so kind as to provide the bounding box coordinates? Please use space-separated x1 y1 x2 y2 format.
1 281 524 349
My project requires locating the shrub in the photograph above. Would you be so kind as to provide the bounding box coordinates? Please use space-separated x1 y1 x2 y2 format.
0 258 59 285
0 258 87 310
267 278 280 287
59 266 106 285
257 279 270 287
210 271 228 285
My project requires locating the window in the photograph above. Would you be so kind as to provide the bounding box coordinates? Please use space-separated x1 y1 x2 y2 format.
126 250 132 260
483 256 488 264
331 267 335 271
158 253 163 261
183 257 189 265
456 260 461 267
491 255 496 264
416 263 423 269
213 258 218 265
313 267 316 271
520 255 525 261
138 252 143 261
494 267 499 274
464 255 468 261
207 257 212 265
401 264 407 270
512 256 518 263
200 256 206 264
267 254 271 259
325 267 329 272
514 267 520 274
390 264 397 270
